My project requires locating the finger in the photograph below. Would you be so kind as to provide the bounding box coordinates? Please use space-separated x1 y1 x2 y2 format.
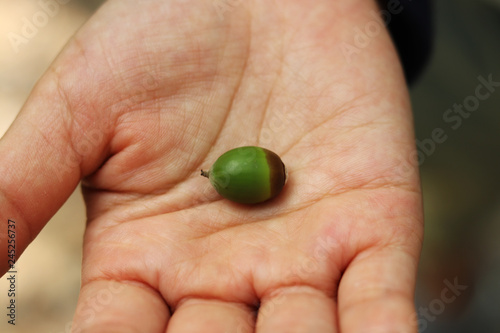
256 285 337 333
338 246 419 332
72 279 169 333
0 56 111 274
167 298 255 333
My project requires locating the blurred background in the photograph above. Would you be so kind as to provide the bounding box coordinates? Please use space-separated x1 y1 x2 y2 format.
411 1 500 332
0 0 499 332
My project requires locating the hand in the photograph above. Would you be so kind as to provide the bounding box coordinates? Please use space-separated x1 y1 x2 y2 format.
0 0 423 332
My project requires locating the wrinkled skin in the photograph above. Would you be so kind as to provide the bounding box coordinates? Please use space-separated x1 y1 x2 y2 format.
0 0 423 332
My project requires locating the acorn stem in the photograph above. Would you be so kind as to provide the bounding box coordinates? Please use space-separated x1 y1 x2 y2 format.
200 169 210 178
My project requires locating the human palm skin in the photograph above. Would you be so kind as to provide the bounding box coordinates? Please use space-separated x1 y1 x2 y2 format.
0 0 423 332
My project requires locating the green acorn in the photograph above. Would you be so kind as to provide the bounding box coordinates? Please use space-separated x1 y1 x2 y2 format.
201 146 287 204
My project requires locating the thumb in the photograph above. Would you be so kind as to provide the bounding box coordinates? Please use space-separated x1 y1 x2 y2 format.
0 54 111 275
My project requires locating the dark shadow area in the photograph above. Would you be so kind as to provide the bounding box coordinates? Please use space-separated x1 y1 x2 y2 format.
410 0 500 331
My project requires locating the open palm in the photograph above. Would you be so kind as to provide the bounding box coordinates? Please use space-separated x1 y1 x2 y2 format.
1 0 423 332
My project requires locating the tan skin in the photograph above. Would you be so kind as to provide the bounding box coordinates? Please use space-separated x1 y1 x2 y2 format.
0 0 423 332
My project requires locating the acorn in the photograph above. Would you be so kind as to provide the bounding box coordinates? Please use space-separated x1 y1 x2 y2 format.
201 146 287 204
